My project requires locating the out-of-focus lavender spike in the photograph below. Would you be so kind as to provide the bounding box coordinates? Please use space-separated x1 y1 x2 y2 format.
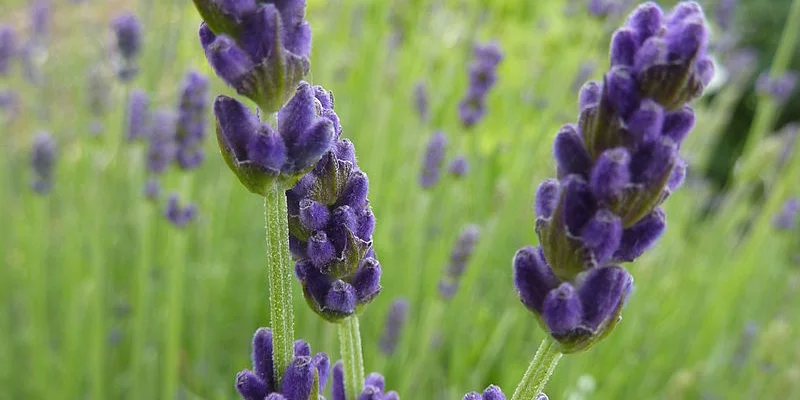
715 0 736 31
0 25 17 76
420 131 447 189
378 298 409 355
0 90 20 123
414 82 429 124
462 384 511 400
147 109 178 174
29 0 50 47
756 71 798 104
112 12 143 81
164 194 198 228
331 364 399 400
31 132 56 194
175 70 210 170
774 198 799 230
458 41 503 128
439 224 480 300
126 89 150 142
571 61 596 93
448 155 469 178
144 179 160 202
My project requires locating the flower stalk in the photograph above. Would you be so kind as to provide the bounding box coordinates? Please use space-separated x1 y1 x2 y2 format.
265 183 295 384
511 337 562 400
337 315 365 400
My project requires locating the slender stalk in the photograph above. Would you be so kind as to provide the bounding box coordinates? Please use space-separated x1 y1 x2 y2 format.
337 316 365 400
131 148 153 400
511 337 563 400
264 184 295 384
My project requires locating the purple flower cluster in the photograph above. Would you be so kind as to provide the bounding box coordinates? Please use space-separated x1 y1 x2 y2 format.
164 194 198 228
378 298 408 355
288 88 380 321
236 328 330 400
448 154 469 178
214 82 335 195
419 131 447 189
126 89 150 142
112 12 143 80
458 42 503 128
195 0 312 113
513 2 712 353
331 362 399 400
146 109 178 174
31 132 56 194
438 225 480 300
756 71 797 104
0 25 17 76
462 385 511 400
175 70 210 170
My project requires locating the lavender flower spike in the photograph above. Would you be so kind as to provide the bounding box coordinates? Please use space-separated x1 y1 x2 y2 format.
378 298 408 355
514 1 713 353
458 41 503 128
419 131 447 189
0 25 17 76
438 224 480 300
175 70 210 170
756 71 798 104
413 82 429 124
774 198 799 230
112 12 143 80
448 154 469 178
164 194 198 228
147 109 178 174
214 81 335 195
31 132 56 194
331 362 399 400
126 89 150 142
194 0 312 113
236 328 330 400
289 88 380 321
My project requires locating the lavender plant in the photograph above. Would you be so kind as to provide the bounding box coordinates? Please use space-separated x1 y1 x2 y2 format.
112 12 143 81
378 298 408 356
510 2 713 398
175 70 210 170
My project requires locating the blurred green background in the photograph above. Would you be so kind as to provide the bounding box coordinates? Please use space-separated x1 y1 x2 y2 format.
1 0 799 399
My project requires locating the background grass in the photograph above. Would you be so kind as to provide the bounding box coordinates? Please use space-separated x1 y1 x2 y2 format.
1 0 799 399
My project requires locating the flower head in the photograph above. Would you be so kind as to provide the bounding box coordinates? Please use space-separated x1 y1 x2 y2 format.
458 41 503 128
331 362 399 400
195 0 312 112
147 109 178 174
126 89 150 142
0 25 17 76
112 12 143 80
175 70 210 170
214 81 335 194
236 328 330 400
164 194 198 228
462 385 513 400
448 154 469 178
438 224 480 300
379 298 408 355
288 87 379 321
31 132 56 194
419 131 447 189
514 1 712 353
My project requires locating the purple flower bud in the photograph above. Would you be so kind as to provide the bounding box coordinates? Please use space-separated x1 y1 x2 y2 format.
605 66 640 118
554 124 592 177
448 155 469 178
164 194 198 228
0 25 17 76
577 265 633 330
612 208 666 262
626 99 664 144
419 131 447 189
414 82 429 123
235 328 329 400
630 138 677 186
126 89 150 142
774 198 799 230
667 158 686 191
331 364 399 400
626 2 663 43
31 132 56 194
147 109 178 174
535 179 560 219
462 385 507 400
578 81 602 110
590 148 630 203
352 257 382 303
308 231 336 267
580 209 623 265
513 246 559 314
174 71 209 170
610 29 638 68
562 175 597 235
379 298 408 355
543 283 583 335
662 106 695 145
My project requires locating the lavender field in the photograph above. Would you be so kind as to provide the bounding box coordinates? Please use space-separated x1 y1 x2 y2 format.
1 0 799 399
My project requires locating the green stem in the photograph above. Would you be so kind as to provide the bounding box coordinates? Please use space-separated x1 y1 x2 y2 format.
510 337 563 400
131 148 153 400
265 184 295 384
338 315 365 400
738 0 800 160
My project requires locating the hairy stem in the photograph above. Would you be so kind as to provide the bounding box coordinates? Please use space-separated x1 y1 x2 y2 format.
511 336 563 400
338 315 365 400
265 184 295 384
